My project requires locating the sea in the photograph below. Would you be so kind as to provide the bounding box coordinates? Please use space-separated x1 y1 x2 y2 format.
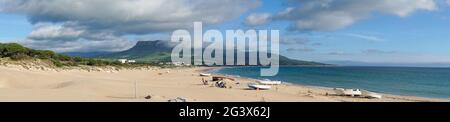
211 66 450 99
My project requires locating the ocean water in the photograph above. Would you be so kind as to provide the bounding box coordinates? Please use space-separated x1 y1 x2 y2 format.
212 66 450 99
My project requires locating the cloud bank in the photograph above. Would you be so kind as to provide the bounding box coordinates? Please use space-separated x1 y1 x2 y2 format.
0 0 261 52
0 0 441 52
246 0 437 31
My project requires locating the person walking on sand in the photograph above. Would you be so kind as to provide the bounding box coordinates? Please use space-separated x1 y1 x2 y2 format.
202 78 208 85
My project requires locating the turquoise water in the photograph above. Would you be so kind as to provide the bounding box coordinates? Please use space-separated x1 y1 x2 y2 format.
212 66 450 99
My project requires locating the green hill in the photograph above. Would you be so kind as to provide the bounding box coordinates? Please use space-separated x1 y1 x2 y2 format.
96 40 327 66
96 41 173 63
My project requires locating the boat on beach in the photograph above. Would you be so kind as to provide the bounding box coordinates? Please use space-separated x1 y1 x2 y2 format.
199 73 211 77
248 83 271 90
333 88 382 98
333 88 362 97
257 79 282 85
361 90 383 99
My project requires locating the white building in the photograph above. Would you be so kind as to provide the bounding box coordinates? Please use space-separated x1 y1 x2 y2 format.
118 59 136 64
128 60 136 63
118 59 128 64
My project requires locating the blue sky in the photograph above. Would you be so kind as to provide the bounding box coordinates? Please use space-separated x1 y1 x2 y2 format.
1 0 450 66
0 13 31 40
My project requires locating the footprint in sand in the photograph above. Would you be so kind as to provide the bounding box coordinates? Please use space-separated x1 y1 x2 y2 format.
52 81 76 89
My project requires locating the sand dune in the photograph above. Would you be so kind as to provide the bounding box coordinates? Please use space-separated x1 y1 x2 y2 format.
0 65 446 102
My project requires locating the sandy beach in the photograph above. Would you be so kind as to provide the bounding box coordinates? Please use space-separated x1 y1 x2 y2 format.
0 63 447 102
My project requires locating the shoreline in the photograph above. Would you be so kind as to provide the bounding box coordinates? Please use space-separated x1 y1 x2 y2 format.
203 67 449 102
0 64 448 102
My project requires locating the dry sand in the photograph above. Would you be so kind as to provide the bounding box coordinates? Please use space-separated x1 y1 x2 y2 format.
0 65 447 102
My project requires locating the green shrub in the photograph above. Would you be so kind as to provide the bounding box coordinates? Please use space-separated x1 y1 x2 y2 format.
74 57 84 62
52 60 64 67
29 49 56 59
55 54 72 61
0 43 29 57
10 53 29 60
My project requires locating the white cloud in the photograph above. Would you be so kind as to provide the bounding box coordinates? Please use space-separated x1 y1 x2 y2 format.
361 49 396 55
19 38 134 53
1 0 260 34
280 36 309 45
244 13 272 26
327 51 352 56
286 47 315 52
345 33 385 42
0 0 261 52
0 39 17 43
270 0 437 31
28 23 84 41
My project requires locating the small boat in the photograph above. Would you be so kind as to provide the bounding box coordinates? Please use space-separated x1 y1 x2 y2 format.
333 88 345 95
257 79 282 85
199 73 211 77
248 83 271 90
344 89 362 96
168 97 188 102
333 88 362 97
361 90 382 99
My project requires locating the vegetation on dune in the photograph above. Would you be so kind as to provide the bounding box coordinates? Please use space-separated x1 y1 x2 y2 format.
0 43 123 67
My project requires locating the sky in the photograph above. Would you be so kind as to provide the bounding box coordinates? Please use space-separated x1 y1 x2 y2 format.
1 0 450 67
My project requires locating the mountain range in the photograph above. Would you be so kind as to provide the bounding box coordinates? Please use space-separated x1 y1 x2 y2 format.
65 40 327 66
